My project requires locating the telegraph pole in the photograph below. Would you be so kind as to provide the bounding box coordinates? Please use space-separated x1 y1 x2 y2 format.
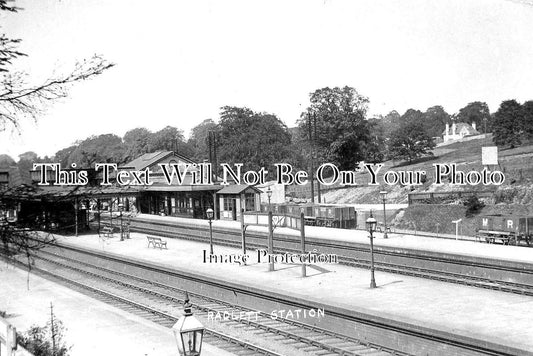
308 113 315 203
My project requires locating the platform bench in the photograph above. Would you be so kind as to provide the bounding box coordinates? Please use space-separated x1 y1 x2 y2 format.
147 236 168 249
101 226 114 238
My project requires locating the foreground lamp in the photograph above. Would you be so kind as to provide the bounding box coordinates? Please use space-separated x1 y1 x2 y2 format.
172 292 204 356
366 211 377 289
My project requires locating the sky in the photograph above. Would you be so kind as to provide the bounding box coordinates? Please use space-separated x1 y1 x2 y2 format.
1 0 533 158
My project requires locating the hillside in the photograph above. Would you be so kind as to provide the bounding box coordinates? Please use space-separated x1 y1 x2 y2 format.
322 134 533 205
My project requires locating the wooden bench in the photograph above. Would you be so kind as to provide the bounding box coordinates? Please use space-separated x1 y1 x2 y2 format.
147 236 168 249
100 226 114 238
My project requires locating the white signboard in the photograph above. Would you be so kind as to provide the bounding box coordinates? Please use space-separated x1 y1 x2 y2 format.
482 146 498 165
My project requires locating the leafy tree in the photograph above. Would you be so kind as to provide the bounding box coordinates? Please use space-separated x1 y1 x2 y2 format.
297 86 370 170
187 119 217 162
218 106 292 171
67 134 125 167
388 117 436 163
424 106 451 138
0 2 114 132
123 127 151 161
17 316 71 356
148 126 193 156
522 100 533 140
0 153 15 166
53 145 77 167
492 99 523 148
457 102 491 133
365 117 387 163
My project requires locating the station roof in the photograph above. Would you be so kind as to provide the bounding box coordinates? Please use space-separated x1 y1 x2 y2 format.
216 185 261 195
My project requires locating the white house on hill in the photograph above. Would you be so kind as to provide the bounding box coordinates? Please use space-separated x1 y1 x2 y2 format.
442 122 480 142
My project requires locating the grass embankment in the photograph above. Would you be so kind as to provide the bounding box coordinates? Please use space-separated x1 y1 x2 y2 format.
394 203 533 236
322 134 533 205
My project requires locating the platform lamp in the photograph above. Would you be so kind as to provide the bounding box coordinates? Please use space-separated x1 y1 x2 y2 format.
206 208 214 255
379 191 389 239
118 203 124 241
172 291 204 356
366 211 378 289
266 187 272 211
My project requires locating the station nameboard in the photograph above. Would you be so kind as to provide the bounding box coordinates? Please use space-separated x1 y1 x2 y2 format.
482 146 498 166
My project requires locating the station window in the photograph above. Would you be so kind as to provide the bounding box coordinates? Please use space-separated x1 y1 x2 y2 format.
245 193 255 211
223 196 235 211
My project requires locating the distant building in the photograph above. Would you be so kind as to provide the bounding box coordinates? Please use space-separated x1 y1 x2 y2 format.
442 122 480 142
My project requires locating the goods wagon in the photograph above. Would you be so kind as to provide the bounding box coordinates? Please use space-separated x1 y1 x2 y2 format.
476 214 532 245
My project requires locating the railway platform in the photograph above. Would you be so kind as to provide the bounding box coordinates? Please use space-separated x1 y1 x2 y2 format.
53 229 533 355
0 265 234 356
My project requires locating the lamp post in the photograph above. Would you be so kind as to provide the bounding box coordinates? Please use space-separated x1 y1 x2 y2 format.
379 191 388 239
206 208 214 255
118 203 124 241
366 211 377 289
172 291 204 356
266 187 272 211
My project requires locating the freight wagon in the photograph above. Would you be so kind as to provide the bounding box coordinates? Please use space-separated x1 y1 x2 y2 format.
476 214 532 245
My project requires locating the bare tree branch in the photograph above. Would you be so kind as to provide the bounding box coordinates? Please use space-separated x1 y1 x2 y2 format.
0 55 115 132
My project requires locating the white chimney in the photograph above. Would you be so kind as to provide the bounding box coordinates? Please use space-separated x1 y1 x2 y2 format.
472 122 477 131
452 122 456 136
445 123 449 138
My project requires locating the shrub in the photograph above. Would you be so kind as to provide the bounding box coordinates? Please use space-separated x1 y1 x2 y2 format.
463 195 485 217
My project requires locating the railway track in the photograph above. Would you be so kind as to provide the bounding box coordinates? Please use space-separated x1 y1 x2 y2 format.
21 248 411 356
125 219 533 297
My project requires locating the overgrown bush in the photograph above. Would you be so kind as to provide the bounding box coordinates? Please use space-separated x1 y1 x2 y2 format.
17 319 71 356
463 195 485 217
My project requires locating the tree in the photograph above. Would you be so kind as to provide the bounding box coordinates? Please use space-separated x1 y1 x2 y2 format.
217 106 292 171
67 134 125 167
364 117 387 163
148 126 192 156
53 145 77 167
522 100 533 140
0 3 114 132
0 153 15 166
424 106 451 138
297 86 370 170
187 119 217 162
123 127 151 161
457 102 491 133
388 118 436 163
492 99 523 148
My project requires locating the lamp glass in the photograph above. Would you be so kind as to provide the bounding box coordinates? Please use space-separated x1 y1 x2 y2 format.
267 187 272 198
366 217 377 232
206 208 214 220
181 330 203 356
379 191 387 200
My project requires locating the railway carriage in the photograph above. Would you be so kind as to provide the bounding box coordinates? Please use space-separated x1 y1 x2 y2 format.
261 203 356 229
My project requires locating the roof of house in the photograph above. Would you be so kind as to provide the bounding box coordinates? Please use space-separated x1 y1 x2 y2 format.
216 184 261 195
120 151 195 171
442 123 480 136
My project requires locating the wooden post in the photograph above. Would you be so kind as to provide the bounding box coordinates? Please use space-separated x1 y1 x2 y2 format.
268 211 274 271
74 198 78 237
300 213 306 277
97 199 101 234
240 208 247 260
